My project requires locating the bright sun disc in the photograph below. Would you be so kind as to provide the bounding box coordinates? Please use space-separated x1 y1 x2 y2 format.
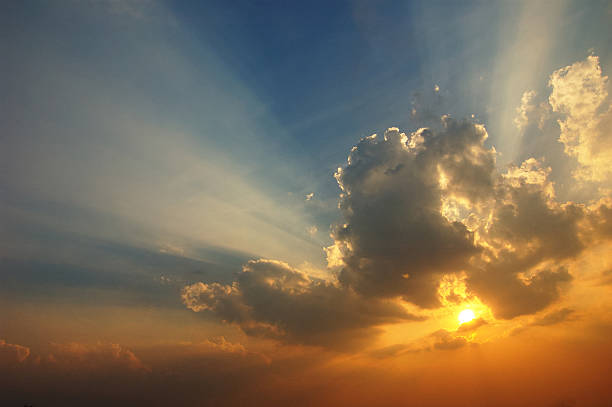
458 309 476 324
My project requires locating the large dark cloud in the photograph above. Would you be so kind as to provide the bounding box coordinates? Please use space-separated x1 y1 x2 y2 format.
467 159 585 318
468 267 573 319
328 117 591 319
183 259 420 348
330 119 493 307
183 57 612 345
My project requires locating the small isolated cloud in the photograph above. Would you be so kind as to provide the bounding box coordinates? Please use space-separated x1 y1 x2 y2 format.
307 225 318 236
159 274 173 284
511 307 576 336
532 307 575 326
431 329 470 351
158 243 185 256
0 339 30 364
199 336 247 354
456 317 488 333
514 90 551 132
369 325 481 359
367 343 412 359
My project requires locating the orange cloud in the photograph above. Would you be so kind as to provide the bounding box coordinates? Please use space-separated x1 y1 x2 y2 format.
0 339 30 364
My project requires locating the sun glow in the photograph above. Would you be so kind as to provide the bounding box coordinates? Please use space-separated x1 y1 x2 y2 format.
458 309 476 324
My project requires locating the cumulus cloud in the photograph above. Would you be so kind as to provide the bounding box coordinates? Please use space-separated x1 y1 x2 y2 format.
328 118 588 319
467 159 585 318
183 56 612 347
515 90 545 132
516 55 612 184
468 267 573 319
549 55 612 182
514 91 533 131
330 120 493 308
183 259 420 348
586 198 612 240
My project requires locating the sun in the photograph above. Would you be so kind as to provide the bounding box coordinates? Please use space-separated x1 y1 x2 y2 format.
458 309 476 324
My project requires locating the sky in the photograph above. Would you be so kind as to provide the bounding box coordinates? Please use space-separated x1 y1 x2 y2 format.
1 0 612 406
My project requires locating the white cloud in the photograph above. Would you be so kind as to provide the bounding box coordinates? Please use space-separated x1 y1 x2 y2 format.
549 55 612 182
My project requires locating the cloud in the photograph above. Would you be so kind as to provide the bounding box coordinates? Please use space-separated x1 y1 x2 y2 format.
431 329 470 351
468 267 573 319
511 307 576 336
368 324 481 359
44 342 150 373
549 55 612 182
601 268 612 285
0 338 275 407
327 118 589 318
182 259 421 348
367 343 413 359
532 307 575 326
330 120 493 308
467 158 584 318
515 90 546 132
516 55 612 185
183 56 612 347
194 336 247 354
0 339 30 364
456 317 488 333
587 198 612 240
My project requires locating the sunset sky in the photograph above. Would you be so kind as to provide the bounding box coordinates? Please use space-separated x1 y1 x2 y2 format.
1 1 612 406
